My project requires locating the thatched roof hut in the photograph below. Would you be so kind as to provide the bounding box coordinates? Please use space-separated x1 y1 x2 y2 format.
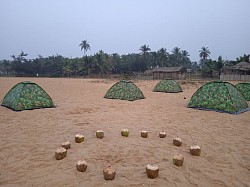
222 62 250 73
220 62 250 81
152 66 186 79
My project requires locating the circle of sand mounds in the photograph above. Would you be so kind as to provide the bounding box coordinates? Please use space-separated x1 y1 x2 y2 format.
96 130 104 139
55 147 67 160
103 165 116 180
173 154 184 166
104 80 145 101
159 131 166 138
76 160 88 172
173 137 182 147
190 145 201 156
141 131 148 138
75 134 84 143
146 164 159 179
61 140 71 149
121 129 129 137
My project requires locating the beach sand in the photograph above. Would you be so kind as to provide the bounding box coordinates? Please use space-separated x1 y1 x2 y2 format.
0 77 249 187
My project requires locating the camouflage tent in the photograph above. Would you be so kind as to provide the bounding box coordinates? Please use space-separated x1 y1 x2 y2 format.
235 83 250 101
1 81 55 111
153 79 182 93
187 81 249 114
104 80 144 101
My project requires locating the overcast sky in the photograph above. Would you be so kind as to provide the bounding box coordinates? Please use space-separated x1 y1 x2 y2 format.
0 0 249 62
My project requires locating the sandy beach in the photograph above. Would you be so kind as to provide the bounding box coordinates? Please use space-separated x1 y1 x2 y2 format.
0 77 249 187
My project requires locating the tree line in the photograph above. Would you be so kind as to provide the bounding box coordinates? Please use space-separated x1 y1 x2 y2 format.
0 40 249 78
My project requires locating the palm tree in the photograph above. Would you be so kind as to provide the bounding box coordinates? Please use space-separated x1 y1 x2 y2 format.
62 60 72 77
79 40 90 56
172 47 182 61
139 45 151 70
181 50 191 68
109 53 121 73
169 47 182 66
139 44 151 59
199 46 210 60
215 56 224 74
93 50 109 74
79 40 91 75
181 50 189 58
236 54 250 63
157 48 168 67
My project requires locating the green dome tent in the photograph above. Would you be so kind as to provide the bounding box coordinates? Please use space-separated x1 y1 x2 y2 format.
235 83 250 101
104 80 144 101
187 81 249 114
153 79 182 93
1 81 55 111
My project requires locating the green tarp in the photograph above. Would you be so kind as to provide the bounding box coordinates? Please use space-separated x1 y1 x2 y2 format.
235 83 250 101
1 81 55 111
187 81 249 114
153 79 182 93
104 80 144 101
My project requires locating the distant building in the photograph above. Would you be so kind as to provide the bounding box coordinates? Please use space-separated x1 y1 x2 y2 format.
152 66 186 80
220 62 250 81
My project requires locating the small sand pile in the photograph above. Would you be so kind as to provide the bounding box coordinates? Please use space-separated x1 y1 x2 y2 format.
103 165 116 180
61 140 71 149
190 145 201 156
146 164 159 179
55 147 67 160
173 154 184 166
96 130 104 139
76 160 88 172
173 137 182 146
159 131 166 138
75 134 84 143
121 129 129 137
141 131 148 138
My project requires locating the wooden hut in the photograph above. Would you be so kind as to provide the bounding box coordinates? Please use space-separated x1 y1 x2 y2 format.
220 62 250 81
152 66 186 80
